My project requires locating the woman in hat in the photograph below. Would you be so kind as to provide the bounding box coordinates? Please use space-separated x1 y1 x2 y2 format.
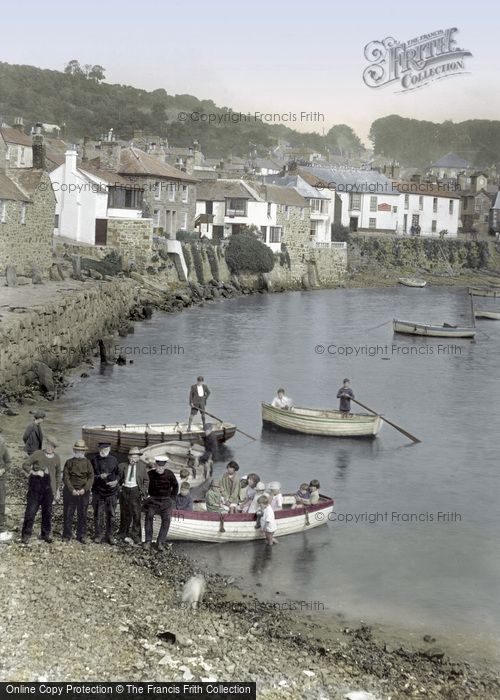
118 446 149 544
22 410 46 455
21 435 61 544
62 440 94 543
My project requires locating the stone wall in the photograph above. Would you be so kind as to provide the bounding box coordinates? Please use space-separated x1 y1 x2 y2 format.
0 172 55 276
310 246 348 287
106 218 153 272
277 204 310 284
0 278 140 393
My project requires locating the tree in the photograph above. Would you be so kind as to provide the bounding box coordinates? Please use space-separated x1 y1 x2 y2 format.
64 59 84 76
326 124 363 157
88 65 106 82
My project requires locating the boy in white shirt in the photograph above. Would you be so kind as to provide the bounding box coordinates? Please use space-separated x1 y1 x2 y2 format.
258 495 278 545
271 388 293 410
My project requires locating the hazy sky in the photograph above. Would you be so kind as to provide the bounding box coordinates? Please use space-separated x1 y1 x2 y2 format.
2 0 496 143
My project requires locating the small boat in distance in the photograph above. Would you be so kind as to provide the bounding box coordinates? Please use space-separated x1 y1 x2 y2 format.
398 278 427 288
468 287 500 298
474 310 500 320
82 421 236 453
261 402 382 438
393 319 476 338
154 495 335 542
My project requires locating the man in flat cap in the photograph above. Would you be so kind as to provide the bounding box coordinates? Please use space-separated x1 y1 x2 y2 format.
143 455 178 552
22 410 45 455
62 439 94 543
21 435 61 544
118 446 149 544
91 441 121 545
188 376 210 432
337 378 354 418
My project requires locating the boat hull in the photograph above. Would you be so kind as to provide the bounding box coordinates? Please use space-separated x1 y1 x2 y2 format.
468 288 500 298
393 319 476 338
475 310 500 320
82 422 236 453
148 496 334 542
398 278 427 287
140 442 213 487
261 403 382 437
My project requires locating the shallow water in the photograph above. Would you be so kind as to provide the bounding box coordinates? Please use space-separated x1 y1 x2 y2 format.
50 286 500 654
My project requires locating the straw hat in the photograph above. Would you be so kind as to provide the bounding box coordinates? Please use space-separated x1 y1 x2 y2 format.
73 439 87 451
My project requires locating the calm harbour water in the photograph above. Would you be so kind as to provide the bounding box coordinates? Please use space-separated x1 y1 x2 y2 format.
51 286 500 653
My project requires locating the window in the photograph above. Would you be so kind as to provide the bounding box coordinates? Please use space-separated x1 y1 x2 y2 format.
310 220 319 238
0 200 6 223
369 218 376 229
205 201 213 215
285 205 290 220
153 181 161 200
267 202 272 217
20 202 26 224
181 185 188 204
310 198 327 213
153 209 161 227
180 212 188 230
370 196 377 212
226 198 247 216
269 226 281 242
431 220 437 232
260 225 267 240
54 213 59 228
349 193 361 210
449 200 454 214
20 147 26 166
168 183 175 202
433 197 438 213
419 196 424 210
404 194 409 210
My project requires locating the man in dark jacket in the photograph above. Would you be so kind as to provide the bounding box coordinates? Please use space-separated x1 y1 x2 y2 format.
337 378 355 418
118 446 149 544
22 410 45 455
62 439 94 543
143 455 178 552
0 432 12 543
21 435 61 544
91 442 121 545
187 376 210 431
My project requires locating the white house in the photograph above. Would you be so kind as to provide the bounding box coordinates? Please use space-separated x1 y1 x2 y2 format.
50 149 144 244
392 182 460 236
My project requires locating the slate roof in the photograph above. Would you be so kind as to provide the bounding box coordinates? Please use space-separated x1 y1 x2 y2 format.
100 147 197 182
7 169 45 198
196 179 262 201
0 126 33 147
492 192 500 209
253 183 307 207
263 174 329 200
430 152 472 169
0 171 31 201
79 163 136 187
303 166 398 196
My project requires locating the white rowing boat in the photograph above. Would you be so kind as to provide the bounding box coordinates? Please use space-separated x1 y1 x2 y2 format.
150 495 334 542
261 402 382 437
474 310 500 320
393 319 476 338
82 421 236 453
468 287 500 298
398 278 427 288
140 442 213 487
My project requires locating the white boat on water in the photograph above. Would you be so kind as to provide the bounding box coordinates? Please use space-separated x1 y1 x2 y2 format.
261 402 382 438
474 310 500 320
151 495 334 542
468 287 500 298
393 319 476 338
140 442 213 487
398 278 427 288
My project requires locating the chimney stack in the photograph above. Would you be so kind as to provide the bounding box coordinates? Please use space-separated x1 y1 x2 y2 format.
65 148 78 174
32 123 46 170
99 129 121 171
13 116 24 132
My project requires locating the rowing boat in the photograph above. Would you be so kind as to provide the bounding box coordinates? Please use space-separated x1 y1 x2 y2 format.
468 287 500 298
81 421 236 453
140 442 213 486
398 278 427 287
393 319 476 338
474 310 500 320
261 402 382 437
150 495 334 542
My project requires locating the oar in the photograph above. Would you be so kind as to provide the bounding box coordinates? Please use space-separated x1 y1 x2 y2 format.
349 397 421 444
191 405 256 441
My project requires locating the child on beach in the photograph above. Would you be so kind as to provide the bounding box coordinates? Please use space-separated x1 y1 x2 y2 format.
258 495 278 545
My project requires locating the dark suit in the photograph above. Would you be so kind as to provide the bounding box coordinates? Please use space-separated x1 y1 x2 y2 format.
118 459 149 543
23 423 43 455
188 383 210 428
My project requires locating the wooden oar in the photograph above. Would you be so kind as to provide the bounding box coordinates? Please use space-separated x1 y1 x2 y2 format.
349 397 421 444
191 405 257 441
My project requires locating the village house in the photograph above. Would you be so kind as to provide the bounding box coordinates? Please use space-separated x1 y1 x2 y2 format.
392 182 461 236
489 192 500 233
0 134 56 275
1 121 68 172
429 152 474 181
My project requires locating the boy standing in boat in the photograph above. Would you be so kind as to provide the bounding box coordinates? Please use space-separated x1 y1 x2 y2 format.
188 376 210 431
337 378 354 418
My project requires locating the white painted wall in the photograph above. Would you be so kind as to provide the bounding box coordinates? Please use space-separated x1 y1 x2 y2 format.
396 194 459 236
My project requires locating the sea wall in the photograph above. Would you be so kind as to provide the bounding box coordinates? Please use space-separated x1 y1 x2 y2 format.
0 278 141 394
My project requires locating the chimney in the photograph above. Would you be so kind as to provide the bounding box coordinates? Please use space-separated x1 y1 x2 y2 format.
99 130 121 171
32 123 46 170
65 148 78 174
13 116 24 132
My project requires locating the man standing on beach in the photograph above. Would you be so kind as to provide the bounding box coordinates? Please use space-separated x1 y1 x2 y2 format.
62 439 94 544
21 435 61 544
337 378 354 418
188 376 210 431
118 447 149 544
91 442 121 545
0 430 13 543
22 410 45 455
143 455 178 552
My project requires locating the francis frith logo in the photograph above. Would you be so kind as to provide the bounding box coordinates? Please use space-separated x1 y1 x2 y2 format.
363 28 472 92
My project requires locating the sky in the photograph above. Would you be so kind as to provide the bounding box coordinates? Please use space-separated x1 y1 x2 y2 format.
1 0 497 144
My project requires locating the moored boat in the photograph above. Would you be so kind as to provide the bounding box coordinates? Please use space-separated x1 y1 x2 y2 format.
398 277 427 287
155 495 334 542
393 319 476 338
261 402 382 437
82 421 236 453
468 287 500 298
140 441 213 486
474 310 500 320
